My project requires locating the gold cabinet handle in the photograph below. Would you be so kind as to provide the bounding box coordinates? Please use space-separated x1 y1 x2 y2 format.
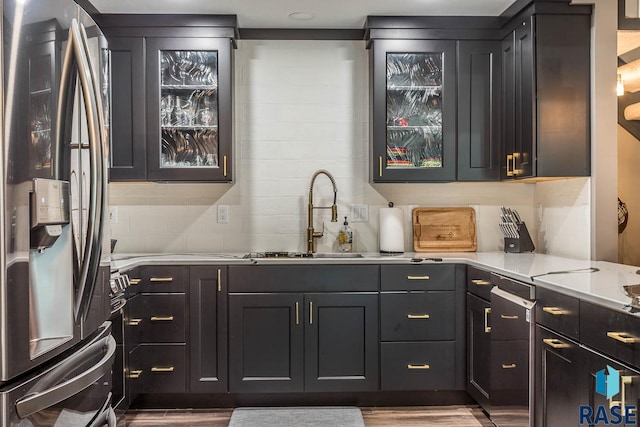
506 154 513 177
500 314 519 320
129 278 141 285
407 364 430 370
295 302 300 325
129 370 143 379
407 275 430 280
217 269 222 292
150 277 173 282
309 301 313 325
379 156 383 177
151 366 175 373
543 307 568 316
543 338 571 349
223 155 228 177
127 318 142 326
610 375 634 410
484 308 491 333
471 279 491 286
513 152 520 175
150 316 174 321
407 314 430 319
502 363 517 369
607 332 639 344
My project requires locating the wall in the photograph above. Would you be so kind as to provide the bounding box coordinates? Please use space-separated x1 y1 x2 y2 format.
618 125 640 265
534 178 591 259
109 39 589 258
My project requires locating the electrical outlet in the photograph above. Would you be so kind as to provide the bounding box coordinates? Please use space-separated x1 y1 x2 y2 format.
109 207 118 224
350 204 369 223
217 205 229 224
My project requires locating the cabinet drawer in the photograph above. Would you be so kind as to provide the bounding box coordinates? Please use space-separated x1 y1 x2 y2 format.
381 265 455 291
467 266 492 300
380 292 455 341
491 274 534 300
131 344 186 393
490 340 529 402
491 292 530 340
581 301 640 367
381 342 456 390
135 266 188 292
132 293 186 343
536 287 579 340
229 265 379 292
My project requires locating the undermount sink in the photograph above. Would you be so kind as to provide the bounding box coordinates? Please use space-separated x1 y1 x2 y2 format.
242 251 364 259
311 253 364 258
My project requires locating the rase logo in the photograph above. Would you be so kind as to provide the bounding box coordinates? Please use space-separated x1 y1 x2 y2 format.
579 365 637 425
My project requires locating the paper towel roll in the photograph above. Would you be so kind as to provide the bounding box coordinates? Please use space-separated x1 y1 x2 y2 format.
379 207 405 253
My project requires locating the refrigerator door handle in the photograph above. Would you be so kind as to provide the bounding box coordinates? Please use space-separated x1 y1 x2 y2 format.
77 21 107 321
15 335 116 418
56 19 104 321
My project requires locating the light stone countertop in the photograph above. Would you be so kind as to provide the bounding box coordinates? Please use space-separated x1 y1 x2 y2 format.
111 251 640 314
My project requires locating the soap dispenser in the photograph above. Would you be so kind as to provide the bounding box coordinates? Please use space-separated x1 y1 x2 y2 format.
338 216 353 253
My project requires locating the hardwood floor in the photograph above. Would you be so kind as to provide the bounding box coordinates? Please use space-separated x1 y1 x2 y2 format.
123 405 493 426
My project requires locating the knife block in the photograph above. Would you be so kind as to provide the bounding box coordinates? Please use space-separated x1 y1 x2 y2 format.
504 222 535 253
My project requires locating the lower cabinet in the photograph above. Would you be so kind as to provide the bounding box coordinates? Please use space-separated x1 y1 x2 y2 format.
535 326 587 427
130 343 187 393
467 292 491 411
379 264 465 392
189 266 228 393
536 323 640 427
229 292 379 393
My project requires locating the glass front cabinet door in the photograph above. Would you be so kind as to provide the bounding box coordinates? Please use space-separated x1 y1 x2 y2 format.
370 40 456 182
146 37 232 181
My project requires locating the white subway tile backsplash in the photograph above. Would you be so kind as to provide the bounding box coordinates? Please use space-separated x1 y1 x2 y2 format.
109 40 590 258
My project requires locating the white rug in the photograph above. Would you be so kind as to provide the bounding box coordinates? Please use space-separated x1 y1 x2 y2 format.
228 406 365 427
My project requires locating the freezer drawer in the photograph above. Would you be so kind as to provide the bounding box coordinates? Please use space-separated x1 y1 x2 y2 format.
1 323 115 427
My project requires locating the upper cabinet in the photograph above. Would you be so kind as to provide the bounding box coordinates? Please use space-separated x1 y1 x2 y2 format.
99 15 237 182
501 10 591 180
369 39 457 182
366 1 592 183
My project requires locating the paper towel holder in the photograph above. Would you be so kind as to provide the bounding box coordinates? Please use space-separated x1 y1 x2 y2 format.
379 201 405 255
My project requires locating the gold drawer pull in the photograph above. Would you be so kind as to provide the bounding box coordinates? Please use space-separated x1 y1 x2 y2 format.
506 154 514 177
127 318 142 326
502 363 517 369
379 156 383 177
129 370 143 379
543 307 568 316
150 316 174 322
151 366 175 373
500 314 519 320
407 314 430 319
407 364 430 370
543 338 570 349
150 277 173 282
217 269 222 292
223 155 228 177
471 279 491 286
484 308 491 333
407 275 430 280
607 332 639 344
129 278 141 285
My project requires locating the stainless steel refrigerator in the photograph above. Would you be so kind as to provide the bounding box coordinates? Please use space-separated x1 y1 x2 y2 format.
0 0 115 425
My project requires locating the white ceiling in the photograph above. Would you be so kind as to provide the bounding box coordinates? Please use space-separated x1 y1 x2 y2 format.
87 0 518 29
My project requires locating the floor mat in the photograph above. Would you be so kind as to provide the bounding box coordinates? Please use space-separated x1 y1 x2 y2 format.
228 406 365 427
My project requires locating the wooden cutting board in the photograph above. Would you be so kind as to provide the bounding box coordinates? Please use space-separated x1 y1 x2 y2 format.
412 207 477 252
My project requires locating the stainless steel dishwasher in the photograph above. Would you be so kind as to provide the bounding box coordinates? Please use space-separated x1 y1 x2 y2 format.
490 274 536 427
